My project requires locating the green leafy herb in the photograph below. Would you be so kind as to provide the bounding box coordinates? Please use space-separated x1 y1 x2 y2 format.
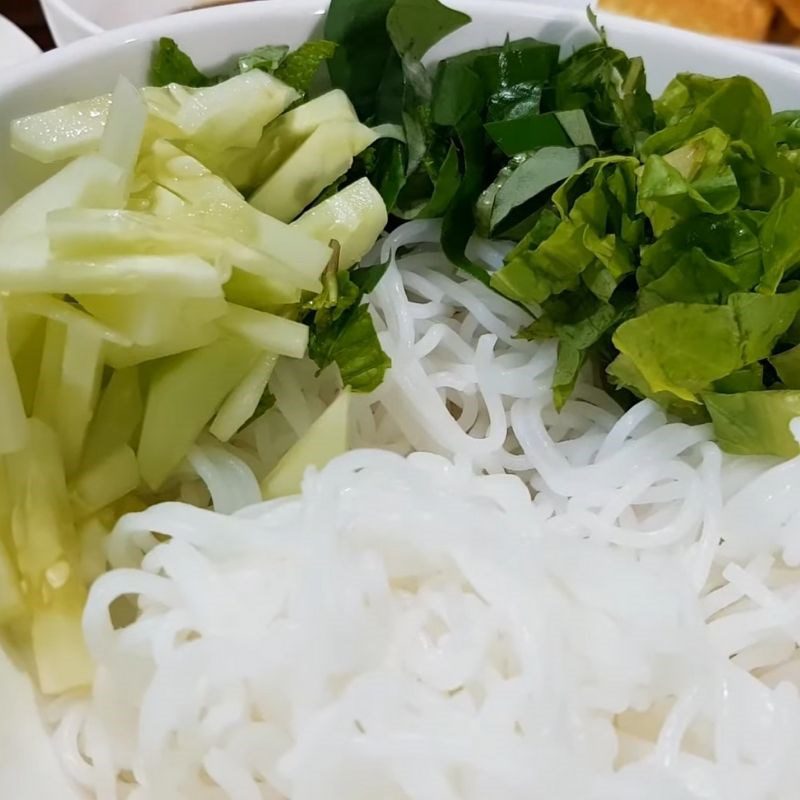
492 156 643 305
238 45 290 74
555 39 654 152
150 37 211 87
485 110 595 156
386 0 470 62
274 41 338 95
325 0 397 121
304 250 391 393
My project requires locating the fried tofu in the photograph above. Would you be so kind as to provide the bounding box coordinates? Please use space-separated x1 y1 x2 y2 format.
598 0 776 42
774 0 800 28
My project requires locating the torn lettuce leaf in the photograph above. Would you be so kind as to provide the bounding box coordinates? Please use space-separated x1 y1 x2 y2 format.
609 287 800 404
637 212 763 310
638 128 740 236
492 156 643 305
520 291 633 409
705 390 800 457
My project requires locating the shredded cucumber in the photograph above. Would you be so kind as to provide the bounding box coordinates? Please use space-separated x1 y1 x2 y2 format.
144 70 298 151
56 324 104 475
250 119 377 222
219 304 308 359
5 420 92 694
261 390 350 499
210 352 278 443
81 367 142 469
0 60 390 692
138 336 259 490
11 71 297 167
10 94 112 164
0 154 125 241
0 306 28 455
204 89 358 189
71 445 139 517
101 77 148 184
292 178 388 269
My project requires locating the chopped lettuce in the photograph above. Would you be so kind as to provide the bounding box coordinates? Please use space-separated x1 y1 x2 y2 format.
705 391 800 458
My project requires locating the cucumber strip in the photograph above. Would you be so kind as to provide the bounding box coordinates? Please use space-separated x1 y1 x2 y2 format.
33 319 67 431
249 119 377 222
104 324 220 370
0 153 125 241
210 352 278 443
138 336 259 489
292 178 388 270
56 324 104 475
260 390 350 499
10 94 112 164
0 254 225 298
82 367 142 470
220 304 308 359
0 306 28 455
71 445 139 517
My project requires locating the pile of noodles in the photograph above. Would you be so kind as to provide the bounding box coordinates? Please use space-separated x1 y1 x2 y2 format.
50 222 800 800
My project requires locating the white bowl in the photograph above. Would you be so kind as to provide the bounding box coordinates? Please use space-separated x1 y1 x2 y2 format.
0 14 41 67
3 0 800 792
4 0 800 212
41 0 236 45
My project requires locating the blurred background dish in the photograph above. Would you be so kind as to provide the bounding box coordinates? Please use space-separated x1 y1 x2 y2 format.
0 12 41 65
38 0 252 45
24 0 800 58
595 0 800 60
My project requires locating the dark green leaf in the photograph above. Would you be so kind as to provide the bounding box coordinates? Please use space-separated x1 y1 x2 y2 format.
386 0 470 62
555 42 654 152
704 390 800 457
487 81 543 122
350 261 390 293
487 147 585 233
485 110 595 156
150 37 210 88
441 114 491 284
309 303 391 392
325 0 396 120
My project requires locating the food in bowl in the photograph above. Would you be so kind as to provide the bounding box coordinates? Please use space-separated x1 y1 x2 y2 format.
2 0 800 797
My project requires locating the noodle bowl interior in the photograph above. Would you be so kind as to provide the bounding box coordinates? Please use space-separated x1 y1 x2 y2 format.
1 3 800 799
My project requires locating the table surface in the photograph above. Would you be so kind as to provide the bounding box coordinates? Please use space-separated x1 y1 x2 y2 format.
2 0 54 49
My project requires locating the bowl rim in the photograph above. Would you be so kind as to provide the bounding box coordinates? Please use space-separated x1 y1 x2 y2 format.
8 0 800 95
0 13 42 65
40 0 103 37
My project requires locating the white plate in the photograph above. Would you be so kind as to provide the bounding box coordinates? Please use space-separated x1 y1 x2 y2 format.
0 15 41 68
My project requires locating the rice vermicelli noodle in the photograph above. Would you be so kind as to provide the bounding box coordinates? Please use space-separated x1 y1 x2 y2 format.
52 223 800 800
